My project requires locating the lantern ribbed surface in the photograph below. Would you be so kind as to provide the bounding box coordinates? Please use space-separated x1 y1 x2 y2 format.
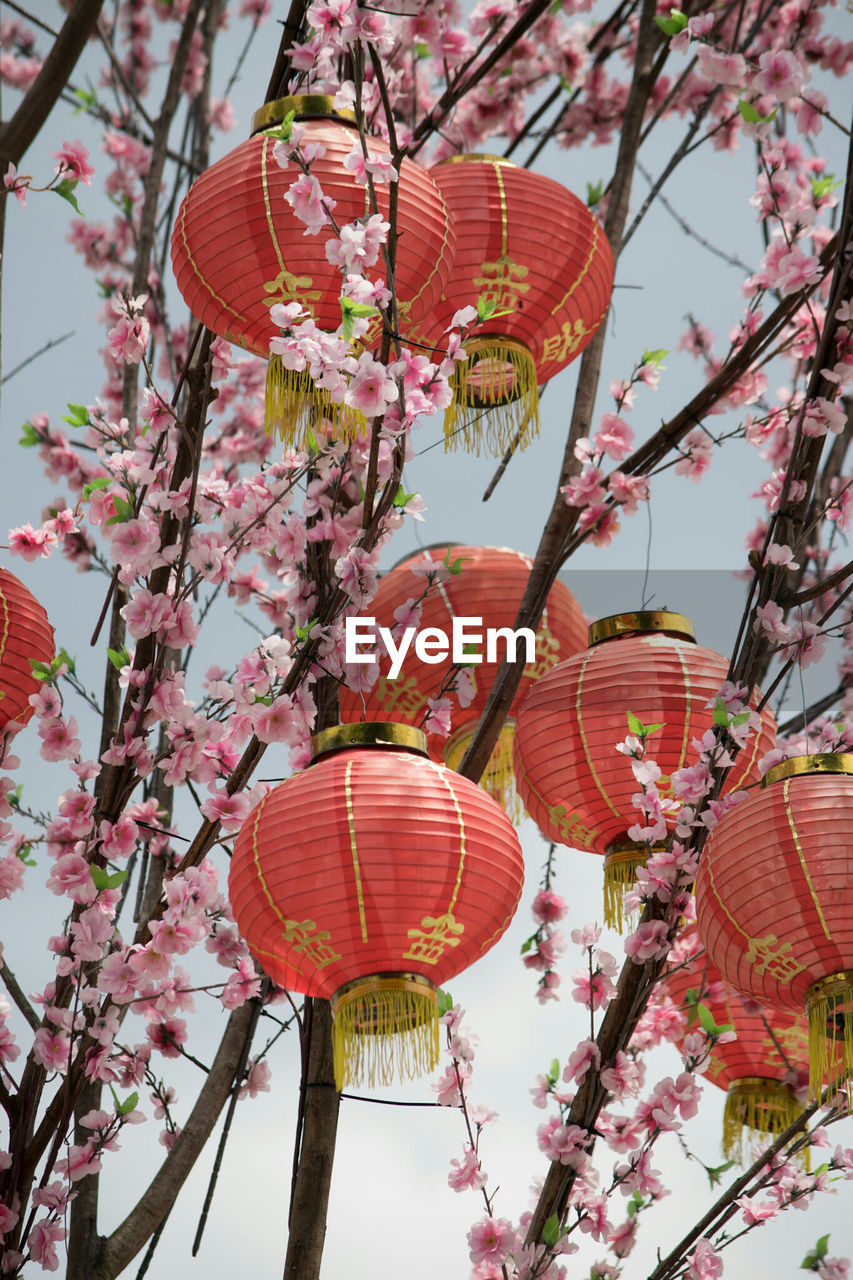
514 613 777 857
229 727 524 1088
695 755 853 1102
408 154 613 454
0 568 55 733
338 545 588 817
170 99 454 445
662 927 808 1162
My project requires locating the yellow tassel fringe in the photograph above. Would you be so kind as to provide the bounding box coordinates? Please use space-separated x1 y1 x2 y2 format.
265 355 367 447
444 336 539 456
331 975 439 1090
602 842 649 933
806 972 853 1105
723 1078 803 1166
445 723 524 824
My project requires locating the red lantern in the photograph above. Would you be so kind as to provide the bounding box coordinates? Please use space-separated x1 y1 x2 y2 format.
229 723 524 1088
408 154 614 454
338 544 588 817
171 95 455 446
514 611 777 928
662 926 808 1162
0 568 55 737
696 753 853 1103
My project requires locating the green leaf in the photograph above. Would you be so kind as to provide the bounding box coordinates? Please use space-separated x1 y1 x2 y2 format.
643 722 665 736
266 109 296 142
706 1159 735 1187
107 646 130 671
586 180 604 208
696 1002 717 1035
642 348 668 366
117 1089 139 1116
547 1057 560 1085
542 1214 561 1246
436 987 454 1017
55 648 75 677
520 934 536 955
654 9 688 35
295 616 320 642
811 174 841 200
713 699 731 727
105 496 134 526
731 711 751 726
476 294 514 322
626 1190 645 1217
626 710 645 737
414 41 430 58
444 553 470 576
54 178 84 216
90 865 129 892
19 422 41 447
83 476 111 499
801 1235 831 1269
62 402 90 428
393 485 417 510
738 99 777 125
340 295 379 341
73 87 98 114
17 843 37 867
29 659 52 682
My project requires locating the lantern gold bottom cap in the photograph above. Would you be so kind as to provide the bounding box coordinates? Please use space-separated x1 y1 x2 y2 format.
331 974 439 1090
602 840 669 933
723 1079 802 1166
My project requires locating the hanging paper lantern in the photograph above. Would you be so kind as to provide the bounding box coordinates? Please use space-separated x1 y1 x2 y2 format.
0 568 55 735
407 154 614 454
514 611 777 929
696 753 853 1105
661 925 809 1163
338 544 588 817
171 95 455 445
229 723 524 1088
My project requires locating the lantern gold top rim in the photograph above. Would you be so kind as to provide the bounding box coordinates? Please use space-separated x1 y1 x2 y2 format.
251 95 357 135
389 542 531 570
805 970 853 1003
588 611 696 647
310 721 428 761
763 753 853 787
332 972 436 1002
438 152 518 168
728 1077 796 1096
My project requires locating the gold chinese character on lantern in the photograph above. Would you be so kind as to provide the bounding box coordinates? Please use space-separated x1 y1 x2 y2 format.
283 919 341 969
376 675 430 719
744 934 807 984
472 254 530 313
403 912 465 965
523 625 561 681
542 318 591 365
546 803 599 850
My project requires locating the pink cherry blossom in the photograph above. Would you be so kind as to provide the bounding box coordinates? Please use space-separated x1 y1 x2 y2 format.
467 1216 515 1266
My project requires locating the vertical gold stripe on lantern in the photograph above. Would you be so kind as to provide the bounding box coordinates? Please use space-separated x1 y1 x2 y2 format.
492 159 509 257
175 203 244 330
0 579 9 669
433 762 467 915
674 641 692 775
575 652 620 818
782 779 832 941
260 136 290 285
549 217 600 317
344 759 369 943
